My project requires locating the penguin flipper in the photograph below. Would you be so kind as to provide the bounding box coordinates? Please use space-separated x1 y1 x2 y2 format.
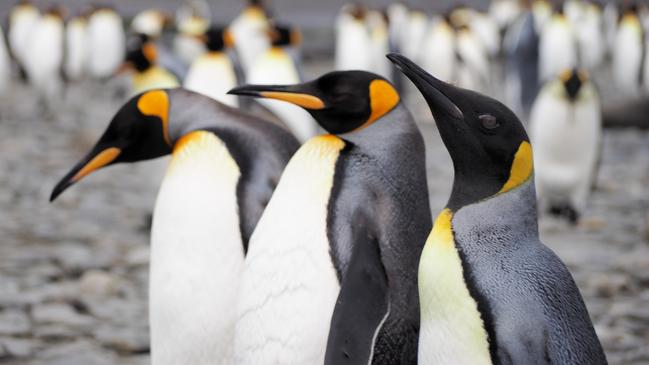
324 228 389 365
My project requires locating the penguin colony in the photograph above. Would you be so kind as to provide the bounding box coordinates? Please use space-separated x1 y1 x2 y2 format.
3 0 632 363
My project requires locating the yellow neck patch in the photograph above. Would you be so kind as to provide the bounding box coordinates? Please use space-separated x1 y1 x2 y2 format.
362 79 400 129
498 141 533 194
72 147 121 182
137 90 171 146
429 208 454 248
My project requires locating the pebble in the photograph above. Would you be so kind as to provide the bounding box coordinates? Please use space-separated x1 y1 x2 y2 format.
79 270 120 297
0 309 30 336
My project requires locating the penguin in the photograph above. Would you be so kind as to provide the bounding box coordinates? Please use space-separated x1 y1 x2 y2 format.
389 53 607 365
0 22 12 92
575 2 605 71
130 9 170 39
64 13 89 81
184 26 240 107
488 0 522 33
7 0 39 79
121 36 180 96
24 6 65 110
454 23 491 93
247 24 319 142
228 70 431 365
229 0 271 73
532 0 552 33
334 4 373 71
86 6 125 79
503 5 540 118
366 9 391 79
529 69 601 223
538 8 577 82
612 5 644 97
401 9 428 61
173 1 210 65
420 16 456 83
50 88 300 364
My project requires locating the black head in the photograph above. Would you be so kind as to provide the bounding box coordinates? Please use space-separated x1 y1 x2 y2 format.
50 90 173 202
389 54 533 210
228 70 400 134
124 35 156 72
201 26 234 51
268 24 298 47
560 68 585 101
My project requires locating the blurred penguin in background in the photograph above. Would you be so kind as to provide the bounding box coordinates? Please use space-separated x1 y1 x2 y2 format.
7 0 39 79
24 5 65 113
450 9 491 93
248 24 319 141
366 9 391 78
184 26 240 107
539 7 577 82
503 1 540 117
420 15 455 83
532 0 552 32
451 6 500 59
121 35 180 96
0 23 11 93
529 69 602 224
173 0 211 65
576 1 605 71
335 4 372 71
489 0 522 34
612 4 644 97
401 9 428 61
64 11 89 81
87 6 125 79
229 0 271 73
130 9 171 39
387 2 409 90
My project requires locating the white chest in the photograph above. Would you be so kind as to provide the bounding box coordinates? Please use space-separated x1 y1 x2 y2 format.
150 131 244 365
233 135 344 365
184 53 238 107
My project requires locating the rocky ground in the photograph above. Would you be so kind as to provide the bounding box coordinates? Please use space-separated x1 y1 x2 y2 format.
0 63 648 365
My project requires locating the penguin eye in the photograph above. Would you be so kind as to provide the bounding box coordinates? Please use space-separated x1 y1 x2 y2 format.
479 114 499 130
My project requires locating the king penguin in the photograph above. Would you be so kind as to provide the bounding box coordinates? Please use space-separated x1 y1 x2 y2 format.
335 4 373 71
612 5 644 96
389 53 607 365
247 24 319 141
122 36 180 96
228 70 431 365
420 15 456 83
130 9 170 39
173 0 211 65
529 69 602 223
7 0 39 80
184 26 240 107
0 21 12 93
50 89 300 364
64 12 89 81
86 6 125 79
229 0 271 73
538 8 577 82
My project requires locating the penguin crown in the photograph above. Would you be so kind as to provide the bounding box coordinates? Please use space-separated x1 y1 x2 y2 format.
229 71 401 135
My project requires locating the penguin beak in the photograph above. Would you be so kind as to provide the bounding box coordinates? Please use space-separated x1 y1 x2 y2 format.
228 84 326 110
50 145 122 202
387 53 463 120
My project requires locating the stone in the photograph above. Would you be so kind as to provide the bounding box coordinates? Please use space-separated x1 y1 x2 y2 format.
34 340 115 365
79 270 119 297
94 325 149 354
0 309 30 335
32 303 95 329
0 337 39 358
588 273 630 298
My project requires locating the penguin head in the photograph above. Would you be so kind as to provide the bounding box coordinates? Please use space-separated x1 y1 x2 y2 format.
389 53 532 210
50 90 173 202
228 70 400 134
201 26 233 52
560 68 586 101
268 24 300 47
123 35 157 72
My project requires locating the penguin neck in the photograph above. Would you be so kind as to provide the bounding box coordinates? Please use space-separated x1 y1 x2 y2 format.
451 178 540 246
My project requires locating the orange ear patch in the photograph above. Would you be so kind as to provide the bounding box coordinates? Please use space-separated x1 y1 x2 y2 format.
223 30 235 48
366 79 400 126
72 147 121 182
137 90 171 146
142 43 157 63
498 141 533 194
259 91 325 110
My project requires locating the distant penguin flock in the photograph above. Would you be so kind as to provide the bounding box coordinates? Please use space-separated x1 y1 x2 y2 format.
13 0 637 363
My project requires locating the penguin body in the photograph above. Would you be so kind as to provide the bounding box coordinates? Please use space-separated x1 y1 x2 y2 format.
229 71 430 365
504 10 540 117
489 0 521 32
390 53 607 365
87 7 125 79
529 70 601 222
24 9 64 101
65 16 88 80
173 15 209 65
229 3 270 73
420 18 456 82
401 10 428 61
576 4 605 70
335 5 372 71
131 9 168 39
539 13 577 82
184 26 239 106
8 1 39 73
247 26 318 141
455 26 490 93
51 89 300 364
612 10 643 96
367 10 391 78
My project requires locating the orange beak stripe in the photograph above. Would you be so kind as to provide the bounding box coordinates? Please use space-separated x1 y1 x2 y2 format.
72 147 122 182
259 91 325 110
